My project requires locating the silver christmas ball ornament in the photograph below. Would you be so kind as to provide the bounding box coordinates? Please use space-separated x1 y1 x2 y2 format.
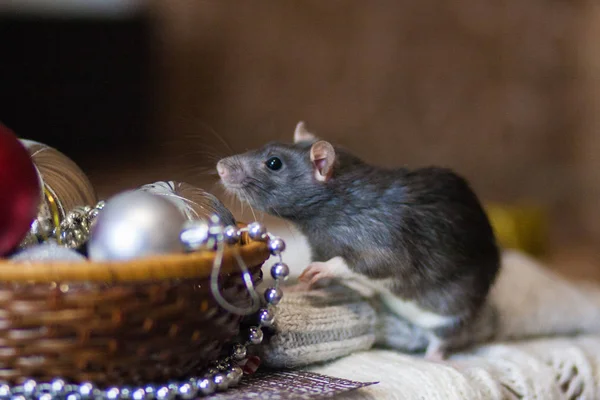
105 388 120 400
10 241 86 263
248 326 264 345
223 225 241 244
120 387 132 399
264 287 283 305
38 394 52 400
22 380 37 395
247 222 267 241
154 387 171 400
78 383 95 398
268 237 286 255
258 307 275 327
197 378 215 396
66 393 82 400
131 389 146 400
142 386 155 400
177 384 196 400
50 379 65 396
179 221 210 251
270 262 290 280
227 366 243 387
88 191 187 261
229 365 244 385
232 344 247 361
0 384 9 398
213 374 228 392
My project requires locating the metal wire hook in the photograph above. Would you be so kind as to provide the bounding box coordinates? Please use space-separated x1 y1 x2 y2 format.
209 222 261 316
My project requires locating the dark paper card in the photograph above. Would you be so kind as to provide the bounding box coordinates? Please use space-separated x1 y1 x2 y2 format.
208 370 378 399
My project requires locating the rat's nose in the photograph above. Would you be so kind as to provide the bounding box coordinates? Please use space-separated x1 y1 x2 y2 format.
216 160 228 178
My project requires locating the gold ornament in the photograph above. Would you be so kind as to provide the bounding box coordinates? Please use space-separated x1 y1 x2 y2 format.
18 139 98 248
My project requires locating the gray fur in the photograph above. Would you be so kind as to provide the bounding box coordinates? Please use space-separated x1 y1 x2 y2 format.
217 139 501 340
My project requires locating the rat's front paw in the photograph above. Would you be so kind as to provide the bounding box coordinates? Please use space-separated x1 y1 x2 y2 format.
298 262 335 288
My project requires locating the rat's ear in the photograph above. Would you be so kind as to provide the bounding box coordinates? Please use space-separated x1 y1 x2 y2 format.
310 141 336 182
294 121 317 143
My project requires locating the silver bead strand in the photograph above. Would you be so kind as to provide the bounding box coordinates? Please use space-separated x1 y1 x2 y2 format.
0 220 286 399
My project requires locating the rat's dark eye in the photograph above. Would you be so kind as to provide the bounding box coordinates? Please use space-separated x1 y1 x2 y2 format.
265 156 283 171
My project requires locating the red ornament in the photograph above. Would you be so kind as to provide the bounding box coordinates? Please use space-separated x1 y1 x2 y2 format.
0 123 41 256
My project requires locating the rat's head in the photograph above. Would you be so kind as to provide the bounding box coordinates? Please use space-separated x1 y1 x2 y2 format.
217 122 338 218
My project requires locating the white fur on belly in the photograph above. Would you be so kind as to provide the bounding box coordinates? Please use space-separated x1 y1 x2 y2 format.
310 256 457 330
378 291 456 329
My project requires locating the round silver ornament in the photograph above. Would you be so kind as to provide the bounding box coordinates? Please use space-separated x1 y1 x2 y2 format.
264 287 283 305
78 383 94 398
0 384 9 398
213 374 228 392
247 222 267 241
38 394 52 400
131 388 145 400
227 366 243 386
50 379 65 396
66 394 82 400
258 308 275 327
22 380 37 396
154 387 171 400
232 344 247 361
10 241 86 263
268 237 286 255
270 262 290 281
197 378 215 396
166 384 179 399
105 388 120 400
119 387 132 399
88 191 187 261
223 226 241 244
248 326 264 345
142 386 155 400
176 384 195 400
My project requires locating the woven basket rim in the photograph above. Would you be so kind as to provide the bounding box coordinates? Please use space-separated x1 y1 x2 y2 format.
0 241 270 283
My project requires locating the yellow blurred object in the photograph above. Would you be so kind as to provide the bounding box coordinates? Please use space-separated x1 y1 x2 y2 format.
486 204 548 257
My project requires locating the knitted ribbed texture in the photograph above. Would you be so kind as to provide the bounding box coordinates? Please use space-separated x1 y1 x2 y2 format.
259 251 600 399
260 286 378 368
306 336 600 399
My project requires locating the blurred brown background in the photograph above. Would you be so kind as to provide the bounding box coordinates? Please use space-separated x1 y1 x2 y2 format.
2 0 600 278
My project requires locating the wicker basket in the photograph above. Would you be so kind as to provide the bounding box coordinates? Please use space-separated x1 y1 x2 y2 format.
0 230 270 386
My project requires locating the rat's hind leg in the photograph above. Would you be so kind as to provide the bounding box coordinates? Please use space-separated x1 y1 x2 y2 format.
424 334 449 362
299 256 354 288
423 317 467 363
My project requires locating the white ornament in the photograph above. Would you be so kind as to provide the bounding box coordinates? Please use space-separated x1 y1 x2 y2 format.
10 240 86 262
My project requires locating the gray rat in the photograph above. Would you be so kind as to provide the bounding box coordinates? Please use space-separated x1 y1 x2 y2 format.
216 122 501 360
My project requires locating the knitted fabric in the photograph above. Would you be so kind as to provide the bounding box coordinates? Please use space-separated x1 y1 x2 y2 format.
259 251 600 399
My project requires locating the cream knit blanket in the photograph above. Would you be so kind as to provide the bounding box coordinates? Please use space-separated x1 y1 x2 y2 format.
259 251 600 399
